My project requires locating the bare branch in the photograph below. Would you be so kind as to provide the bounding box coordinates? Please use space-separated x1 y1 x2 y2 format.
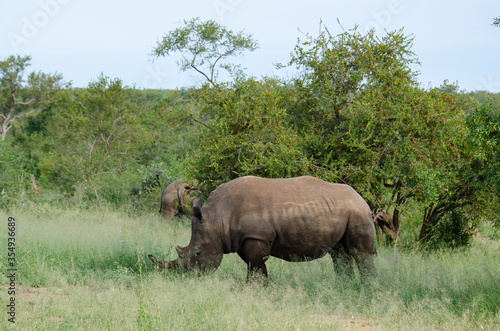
190 63 217 88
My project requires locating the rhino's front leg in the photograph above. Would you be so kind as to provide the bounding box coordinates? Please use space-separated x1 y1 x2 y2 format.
238 239 271 282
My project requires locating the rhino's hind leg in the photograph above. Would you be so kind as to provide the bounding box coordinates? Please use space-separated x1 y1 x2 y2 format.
238 239 270 282
331 222 377 280
330 245 355 278
345 223 377 279
356 253 376 279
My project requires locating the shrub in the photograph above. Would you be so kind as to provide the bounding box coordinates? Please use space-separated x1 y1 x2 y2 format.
188 78 314 193
130 162 179 213
0 141 32 209
421 209 477 249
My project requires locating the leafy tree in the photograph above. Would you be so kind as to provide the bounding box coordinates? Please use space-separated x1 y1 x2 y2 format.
493 16 500 27
416 91 498 248
151 17 259 88
50 75 143 208
0 141 31 209
287 25 480 247
465 100 500 214
286 25 417 243
467 90 500 108
133 88 199 166
0 55 63 140
466 100 500 184
187 78 314 193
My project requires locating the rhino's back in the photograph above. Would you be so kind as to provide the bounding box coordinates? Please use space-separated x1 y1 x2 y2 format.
203 176 372 256
167 178 186 190
206 176 367 214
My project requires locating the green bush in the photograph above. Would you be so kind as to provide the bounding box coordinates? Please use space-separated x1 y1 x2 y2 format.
188 78 314 193
0 141 32 209
136 162 174 195
130 162 178 213
98 171 141 208
421 209 477 250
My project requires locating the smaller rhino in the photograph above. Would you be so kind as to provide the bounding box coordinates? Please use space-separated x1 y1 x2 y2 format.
159 179 199 219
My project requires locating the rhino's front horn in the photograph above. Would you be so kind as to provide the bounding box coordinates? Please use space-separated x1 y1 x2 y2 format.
148 254 158 264
148 254 168 268
148 254 180 270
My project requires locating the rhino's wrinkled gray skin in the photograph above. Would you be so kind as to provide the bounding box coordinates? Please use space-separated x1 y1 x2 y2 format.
150 176 375 280
159 179 199 219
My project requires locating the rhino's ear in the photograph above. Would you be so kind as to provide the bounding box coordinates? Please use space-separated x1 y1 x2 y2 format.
191 197 203 220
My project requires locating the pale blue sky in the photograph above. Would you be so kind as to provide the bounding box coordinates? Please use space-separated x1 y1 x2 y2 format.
1 0 499 92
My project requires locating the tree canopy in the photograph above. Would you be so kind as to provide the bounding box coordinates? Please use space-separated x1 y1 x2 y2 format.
0 55 62 140
186 24 496 248
49 75 143 208
151 17 259 88
493 16 500 27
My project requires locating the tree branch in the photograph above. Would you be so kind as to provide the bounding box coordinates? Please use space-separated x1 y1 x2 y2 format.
190 63 218 89
187 114 214 131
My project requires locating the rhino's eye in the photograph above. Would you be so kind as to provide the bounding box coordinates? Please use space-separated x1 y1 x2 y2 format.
195 250 202 256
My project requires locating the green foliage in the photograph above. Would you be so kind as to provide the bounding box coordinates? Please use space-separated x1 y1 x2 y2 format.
136 162 173 195
152 17 259 87
50 75 143 196
126 89 199 211
0 141 31 209
478 217 500 240
286 25 419 121
466 99 500 198
285 24 482 248
134 88 199 166
0 54 63 140
130 162 177 212
421 209 477 250
188 78 313 193
0 72 199 212
467 90 500 108
466 100 500 163
493 16 500 27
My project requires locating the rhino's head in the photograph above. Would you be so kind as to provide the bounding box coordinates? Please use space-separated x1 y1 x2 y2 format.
175 198 223 272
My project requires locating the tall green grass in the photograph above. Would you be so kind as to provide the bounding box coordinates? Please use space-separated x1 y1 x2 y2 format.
1 205 499 330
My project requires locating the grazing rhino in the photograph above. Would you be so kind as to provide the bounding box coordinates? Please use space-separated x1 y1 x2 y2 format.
159 179 199 219
150 176 375 280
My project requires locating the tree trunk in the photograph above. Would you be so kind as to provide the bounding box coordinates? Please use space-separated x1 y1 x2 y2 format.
93 186 105 218
0 123 7 140
418 203 434 242
30 175 39 196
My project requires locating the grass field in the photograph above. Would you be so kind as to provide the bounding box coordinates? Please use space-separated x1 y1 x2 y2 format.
1 204 499 330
